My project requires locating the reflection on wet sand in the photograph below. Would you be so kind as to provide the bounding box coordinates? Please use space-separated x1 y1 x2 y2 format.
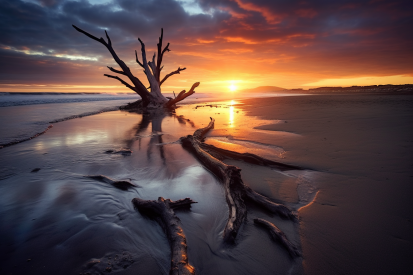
0 102 316 275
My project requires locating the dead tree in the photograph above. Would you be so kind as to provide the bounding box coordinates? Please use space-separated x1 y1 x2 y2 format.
73 25 198 109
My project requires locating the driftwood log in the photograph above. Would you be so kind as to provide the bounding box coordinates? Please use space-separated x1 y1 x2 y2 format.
85 175 138 190
132 197 197 275
254 218 301 258
180 117 297 243
199 142 304 171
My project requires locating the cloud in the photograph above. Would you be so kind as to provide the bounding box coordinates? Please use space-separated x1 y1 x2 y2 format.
0 0 412 91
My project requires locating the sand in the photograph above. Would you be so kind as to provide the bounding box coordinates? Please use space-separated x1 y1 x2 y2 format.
237 94 413 275
0 102 305 275
0 93 412 274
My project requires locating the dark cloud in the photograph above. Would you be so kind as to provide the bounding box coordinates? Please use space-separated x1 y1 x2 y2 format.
0 0 412 89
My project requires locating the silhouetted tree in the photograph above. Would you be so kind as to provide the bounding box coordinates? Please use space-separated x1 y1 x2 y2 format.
73 25 199 109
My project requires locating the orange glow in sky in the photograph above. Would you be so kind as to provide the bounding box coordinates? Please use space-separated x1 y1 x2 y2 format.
0 0 412 94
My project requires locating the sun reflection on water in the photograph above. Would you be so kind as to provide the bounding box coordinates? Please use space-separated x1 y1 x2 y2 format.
229 100 235 127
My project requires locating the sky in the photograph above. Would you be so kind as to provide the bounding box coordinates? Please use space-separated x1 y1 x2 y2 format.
0 0 412 94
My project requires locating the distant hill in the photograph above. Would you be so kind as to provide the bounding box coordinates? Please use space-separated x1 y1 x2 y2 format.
240 86 286 93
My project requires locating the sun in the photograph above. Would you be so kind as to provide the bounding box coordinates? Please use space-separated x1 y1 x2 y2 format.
229 84 237 91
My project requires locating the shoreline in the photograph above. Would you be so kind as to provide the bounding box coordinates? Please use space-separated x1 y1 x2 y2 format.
0 93 412 274
0 97 309 274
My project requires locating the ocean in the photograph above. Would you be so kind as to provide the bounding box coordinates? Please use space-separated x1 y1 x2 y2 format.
0 91 296 148
0 92 222 147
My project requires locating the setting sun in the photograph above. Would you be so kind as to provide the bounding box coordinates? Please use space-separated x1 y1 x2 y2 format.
229 84 237 91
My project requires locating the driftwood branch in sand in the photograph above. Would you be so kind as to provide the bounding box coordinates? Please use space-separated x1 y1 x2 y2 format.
85 175 138 190
254 218 301 258
132 197 197 275
181 135 246 242
164 82 200 109
193 116 215 141
199 142 304 171
180 117 297 243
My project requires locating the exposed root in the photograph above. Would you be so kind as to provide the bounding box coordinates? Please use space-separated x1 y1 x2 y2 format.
199 142 303 171
244 186 297 220
193 117 215 141
181 135 246 242
85 175 138 190
132 197 197 275
254 218 301 258
180 117 298 243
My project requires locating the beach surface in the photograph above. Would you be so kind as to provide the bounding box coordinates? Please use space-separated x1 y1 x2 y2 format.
0 93 412 274
238 94 413 275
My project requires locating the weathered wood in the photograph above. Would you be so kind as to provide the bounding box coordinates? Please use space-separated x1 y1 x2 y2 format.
169 198 198 209
254 218 301 258
73 25 197 109
180 118 297 243
72 25 150 105
160 67 186 86
245 186 297 220
199 142 304 171
132 197 196 275
180 135 247 242
193 117 215 141
156 29 170 82
85 175 138 190
104 148 132 156
164 82 200 109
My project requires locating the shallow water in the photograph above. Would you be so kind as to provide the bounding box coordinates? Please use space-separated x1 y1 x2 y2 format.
0 92 300 147
0 102 313 274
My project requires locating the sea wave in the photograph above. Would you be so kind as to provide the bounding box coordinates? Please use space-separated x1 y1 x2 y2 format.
0 93 138 107
0 94 140 148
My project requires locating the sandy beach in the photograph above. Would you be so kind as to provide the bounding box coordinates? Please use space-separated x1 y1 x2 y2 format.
0 93 412 274
238 94 413 275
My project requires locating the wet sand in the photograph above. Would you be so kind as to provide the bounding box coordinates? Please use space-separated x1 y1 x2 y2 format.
1 93 412 274
0 102 307 274
236 94 413 275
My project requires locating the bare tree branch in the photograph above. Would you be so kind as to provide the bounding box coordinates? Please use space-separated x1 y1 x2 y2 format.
73 25 106 45
73 25 148 101
134 50 144 68
104 74 136 92
107 66 126 75
160 67 186 86
138 38 154 80
164 82 198 108
105 30 112 46
155 28 171 84
155 28 163 83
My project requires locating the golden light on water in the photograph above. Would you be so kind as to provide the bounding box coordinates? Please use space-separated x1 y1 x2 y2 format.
229 100 235 127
